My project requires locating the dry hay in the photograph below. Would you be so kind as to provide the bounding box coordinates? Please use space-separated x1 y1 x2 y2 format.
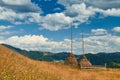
65 53 78 67
79 55 92 68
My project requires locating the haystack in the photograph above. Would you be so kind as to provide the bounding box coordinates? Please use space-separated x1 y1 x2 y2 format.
79 55 92 68
65 53 78 67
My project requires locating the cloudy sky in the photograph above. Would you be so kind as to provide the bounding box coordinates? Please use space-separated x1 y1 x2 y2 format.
0 0 120 54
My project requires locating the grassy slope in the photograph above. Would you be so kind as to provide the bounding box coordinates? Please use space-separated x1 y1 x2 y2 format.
0 44 120 80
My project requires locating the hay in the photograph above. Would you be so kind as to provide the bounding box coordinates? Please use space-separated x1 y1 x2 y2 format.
65 53 78 67
79 55 92 68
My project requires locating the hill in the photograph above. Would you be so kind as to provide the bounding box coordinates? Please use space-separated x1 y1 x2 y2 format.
0 44 120 80
2 44 120 68
0 44 63 80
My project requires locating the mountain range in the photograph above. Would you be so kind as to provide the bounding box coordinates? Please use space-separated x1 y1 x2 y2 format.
2 44 120 68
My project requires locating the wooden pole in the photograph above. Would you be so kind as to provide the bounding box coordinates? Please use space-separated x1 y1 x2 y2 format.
82 31 85 54
71 23 73 53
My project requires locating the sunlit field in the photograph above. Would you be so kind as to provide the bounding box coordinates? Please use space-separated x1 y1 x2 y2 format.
0 45 120 80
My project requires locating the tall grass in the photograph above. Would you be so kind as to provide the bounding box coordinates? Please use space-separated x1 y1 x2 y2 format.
0 45 120 80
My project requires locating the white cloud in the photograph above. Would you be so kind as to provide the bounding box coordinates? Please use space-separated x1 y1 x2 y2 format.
58 0 120 19
0 25 13 31
58 0 82 7
0 0 120 31
40 13 72 31
83 34 120 53
0 5 72 31
54 7 61 11
0 7 16 21
3 33 120 54
85 0 120 9
65 3 94 16
63 3 120 29
1 0 41 13
86 6 120 17
112 26 120 32
0 31 13 35
2 0 30 5
0 6 73 31
91 29 107 35
0 6 41 24
0 36 4 43
65 3 95 26
58 0 120 9
114 37 120 44
5 35 71 52
0 25 14 36
103 8 120 16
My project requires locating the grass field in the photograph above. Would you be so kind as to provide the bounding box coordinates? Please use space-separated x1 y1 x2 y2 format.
0 44 120 80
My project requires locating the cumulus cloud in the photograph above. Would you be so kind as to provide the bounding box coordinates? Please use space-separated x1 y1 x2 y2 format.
112 26 120 32
5 35 71 52
0 6 41 24
65 3 94 17
54 7 62 11
58 0 120 9
0 0 41 13
83 34 120 53
64 3 95 26
0 25 13 31
40 13 72 31
0 0 120 54
91 29 107 35
0 5 72 31
103 8 120 16
0 36 4 43
2 33 120 54
0 6 16 22
0 0 42 24
58 0 120 18
113 36 120 44
0 31 13 35
63 2 119 28
84 0 120 9
0 0 120 31
61 3 120 30
0 25 14 36
38 3 99 31
2 0 31 5
58 0 82 7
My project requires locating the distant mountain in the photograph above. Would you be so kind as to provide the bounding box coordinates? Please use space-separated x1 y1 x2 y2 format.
2 44 120 68
2 44 70 61
85 53 120 68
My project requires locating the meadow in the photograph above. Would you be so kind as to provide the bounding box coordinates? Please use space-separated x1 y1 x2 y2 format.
0 44 120 80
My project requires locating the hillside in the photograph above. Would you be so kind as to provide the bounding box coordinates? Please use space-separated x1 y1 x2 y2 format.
0 44 62 80
0 44 120 80
2 44 120 68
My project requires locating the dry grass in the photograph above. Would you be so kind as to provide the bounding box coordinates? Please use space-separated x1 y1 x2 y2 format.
0 45 120 80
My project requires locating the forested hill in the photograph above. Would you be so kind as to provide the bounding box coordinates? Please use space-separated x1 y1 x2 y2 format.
2 44 120 68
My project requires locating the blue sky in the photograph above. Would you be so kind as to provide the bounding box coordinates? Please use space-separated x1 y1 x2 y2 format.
0 0 120 54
